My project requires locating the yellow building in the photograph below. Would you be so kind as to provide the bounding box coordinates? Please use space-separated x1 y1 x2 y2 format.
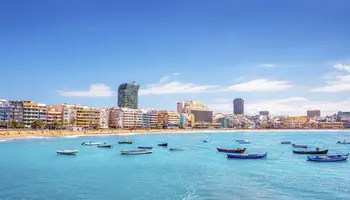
75 105 100 128
22 100 39 127
319 122 344 129
283 116 308 129
157 110 180 129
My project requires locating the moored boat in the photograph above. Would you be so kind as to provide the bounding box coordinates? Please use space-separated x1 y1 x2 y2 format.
203 139 209 142
56 150 78 155
281 141 291 144
169 148 184 151
97 144 112 148
118 141 132 144
81 142 102 146
337 140 350 144
292 144 308 148
158 142 168 147
293 149 328 154
236 140 251 144
120 149 152 155
216 147 246 153
307 155 348 162
227 153 267 159
138 146 153 149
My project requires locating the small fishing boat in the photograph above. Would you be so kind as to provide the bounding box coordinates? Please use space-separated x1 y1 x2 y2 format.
120 149 152 155
227 153 267 159
118 141 132 144
158 142 168 147
216 147 246 153
293 149 328 154
281 141 291 144
292 144 308 148
97 144 112 148
169 148 185 151
337 140 350 144
56 150 78 155
236 140 251 144
138 146 153 149
203 139 209 142
307 155 348 162
81 142 102 146
327 153 349 157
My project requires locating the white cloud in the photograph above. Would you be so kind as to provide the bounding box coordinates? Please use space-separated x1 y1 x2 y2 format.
59 83 113 97
227 79 294 92
310 74 350 92
209 97 348 116
139 81 217 95
333 63 350 72
261 64 276 68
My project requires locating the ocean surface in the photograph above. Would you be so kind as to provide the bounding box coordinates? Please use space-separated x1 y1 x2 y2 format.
0 131 349 200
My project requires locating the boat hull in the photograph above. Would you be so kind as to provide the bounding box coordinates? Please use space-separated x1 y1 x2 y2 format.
56 150 78 155
82 142 102 146
138 146 153 149
293 149 328 154
169 148 184 151
227 153 267 159
292 144 308 148
307 155 348 162
118 141 132 144
337 141 350 144
236 140 251 144
216 147 246 153
121 150 152 155
281 141 291 144
158 143 168 147
97 145 112 148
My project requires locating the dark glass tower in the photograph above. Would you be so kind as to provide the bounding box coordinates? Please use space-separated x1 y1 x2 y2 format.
233 98 244 115
118 81 140 109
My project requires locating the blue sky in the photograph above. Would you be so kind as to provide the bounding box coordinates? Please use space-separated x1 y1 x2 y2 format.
1 0 350 116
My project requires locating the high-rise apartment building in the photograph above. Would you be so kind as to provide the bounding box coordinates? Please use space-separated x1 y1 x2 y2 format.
233 98 244 115
23 100 39 127
118 81 140 109
176 101 213 124
307 110 321 118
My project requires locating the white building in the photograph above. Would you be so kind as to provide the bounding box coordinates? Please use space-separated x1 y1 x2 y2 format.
148 110 158 129
99 108 110 129
116 108 142 129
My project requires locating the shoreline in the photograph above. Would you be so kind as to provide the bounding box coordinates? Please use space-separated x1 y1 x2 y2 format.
0 128 349 141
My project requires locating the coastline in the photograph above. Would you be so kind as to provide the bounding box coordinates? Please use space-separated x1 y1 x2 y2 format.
0 128 349 141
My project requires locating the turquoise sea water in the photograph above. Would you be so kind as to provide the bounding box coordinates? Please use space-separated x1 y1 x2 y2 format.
0 131 349 200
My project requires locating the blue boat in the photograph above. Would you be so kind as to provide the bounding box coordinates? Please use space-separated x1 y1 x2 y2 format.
227 153 267 159
236 140 251 144
138 146 153 149
307 155 348 162
281 141 291 144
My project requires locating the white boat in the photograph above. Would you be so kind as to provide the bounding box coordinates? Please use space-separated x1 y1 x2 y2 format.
120 149 153 155
81 142 102 146
169 148 185 151
236 140 251 144
56 150 78 155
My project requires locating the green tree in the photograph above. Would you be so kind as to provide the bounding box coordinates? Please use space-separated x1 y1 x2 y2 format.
10 119 18 128
70 119 76 127
94 122 100 129
1 121 7 128
53 120 62 130
31 119 44 129
16 123 25 129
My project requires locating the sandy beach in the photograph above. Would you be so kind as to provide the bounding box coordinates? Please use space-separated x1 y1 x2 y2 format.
0 128 349 140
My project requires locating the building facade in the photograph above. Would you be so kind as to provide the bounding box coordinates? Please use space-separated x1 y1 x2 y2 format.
233 98 244 115
99 108 109 129
259 111 270 116
307 110 321 118
0 100 9 121
148 110 159 129
8 100 24 122
157 110 180 129
141 109 151 129
23 100 39 127
116 108 142 129
38 103 47 123
118 81 140 109
46 106 62 126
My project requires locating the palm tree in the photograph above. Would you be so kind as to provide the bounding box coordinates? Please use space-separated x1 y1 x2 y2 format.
31 119 44 129
10 119 18 128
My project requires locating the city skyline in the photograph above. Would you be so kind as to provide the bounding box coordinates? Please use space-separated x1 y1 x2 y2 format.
1 1 350 116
